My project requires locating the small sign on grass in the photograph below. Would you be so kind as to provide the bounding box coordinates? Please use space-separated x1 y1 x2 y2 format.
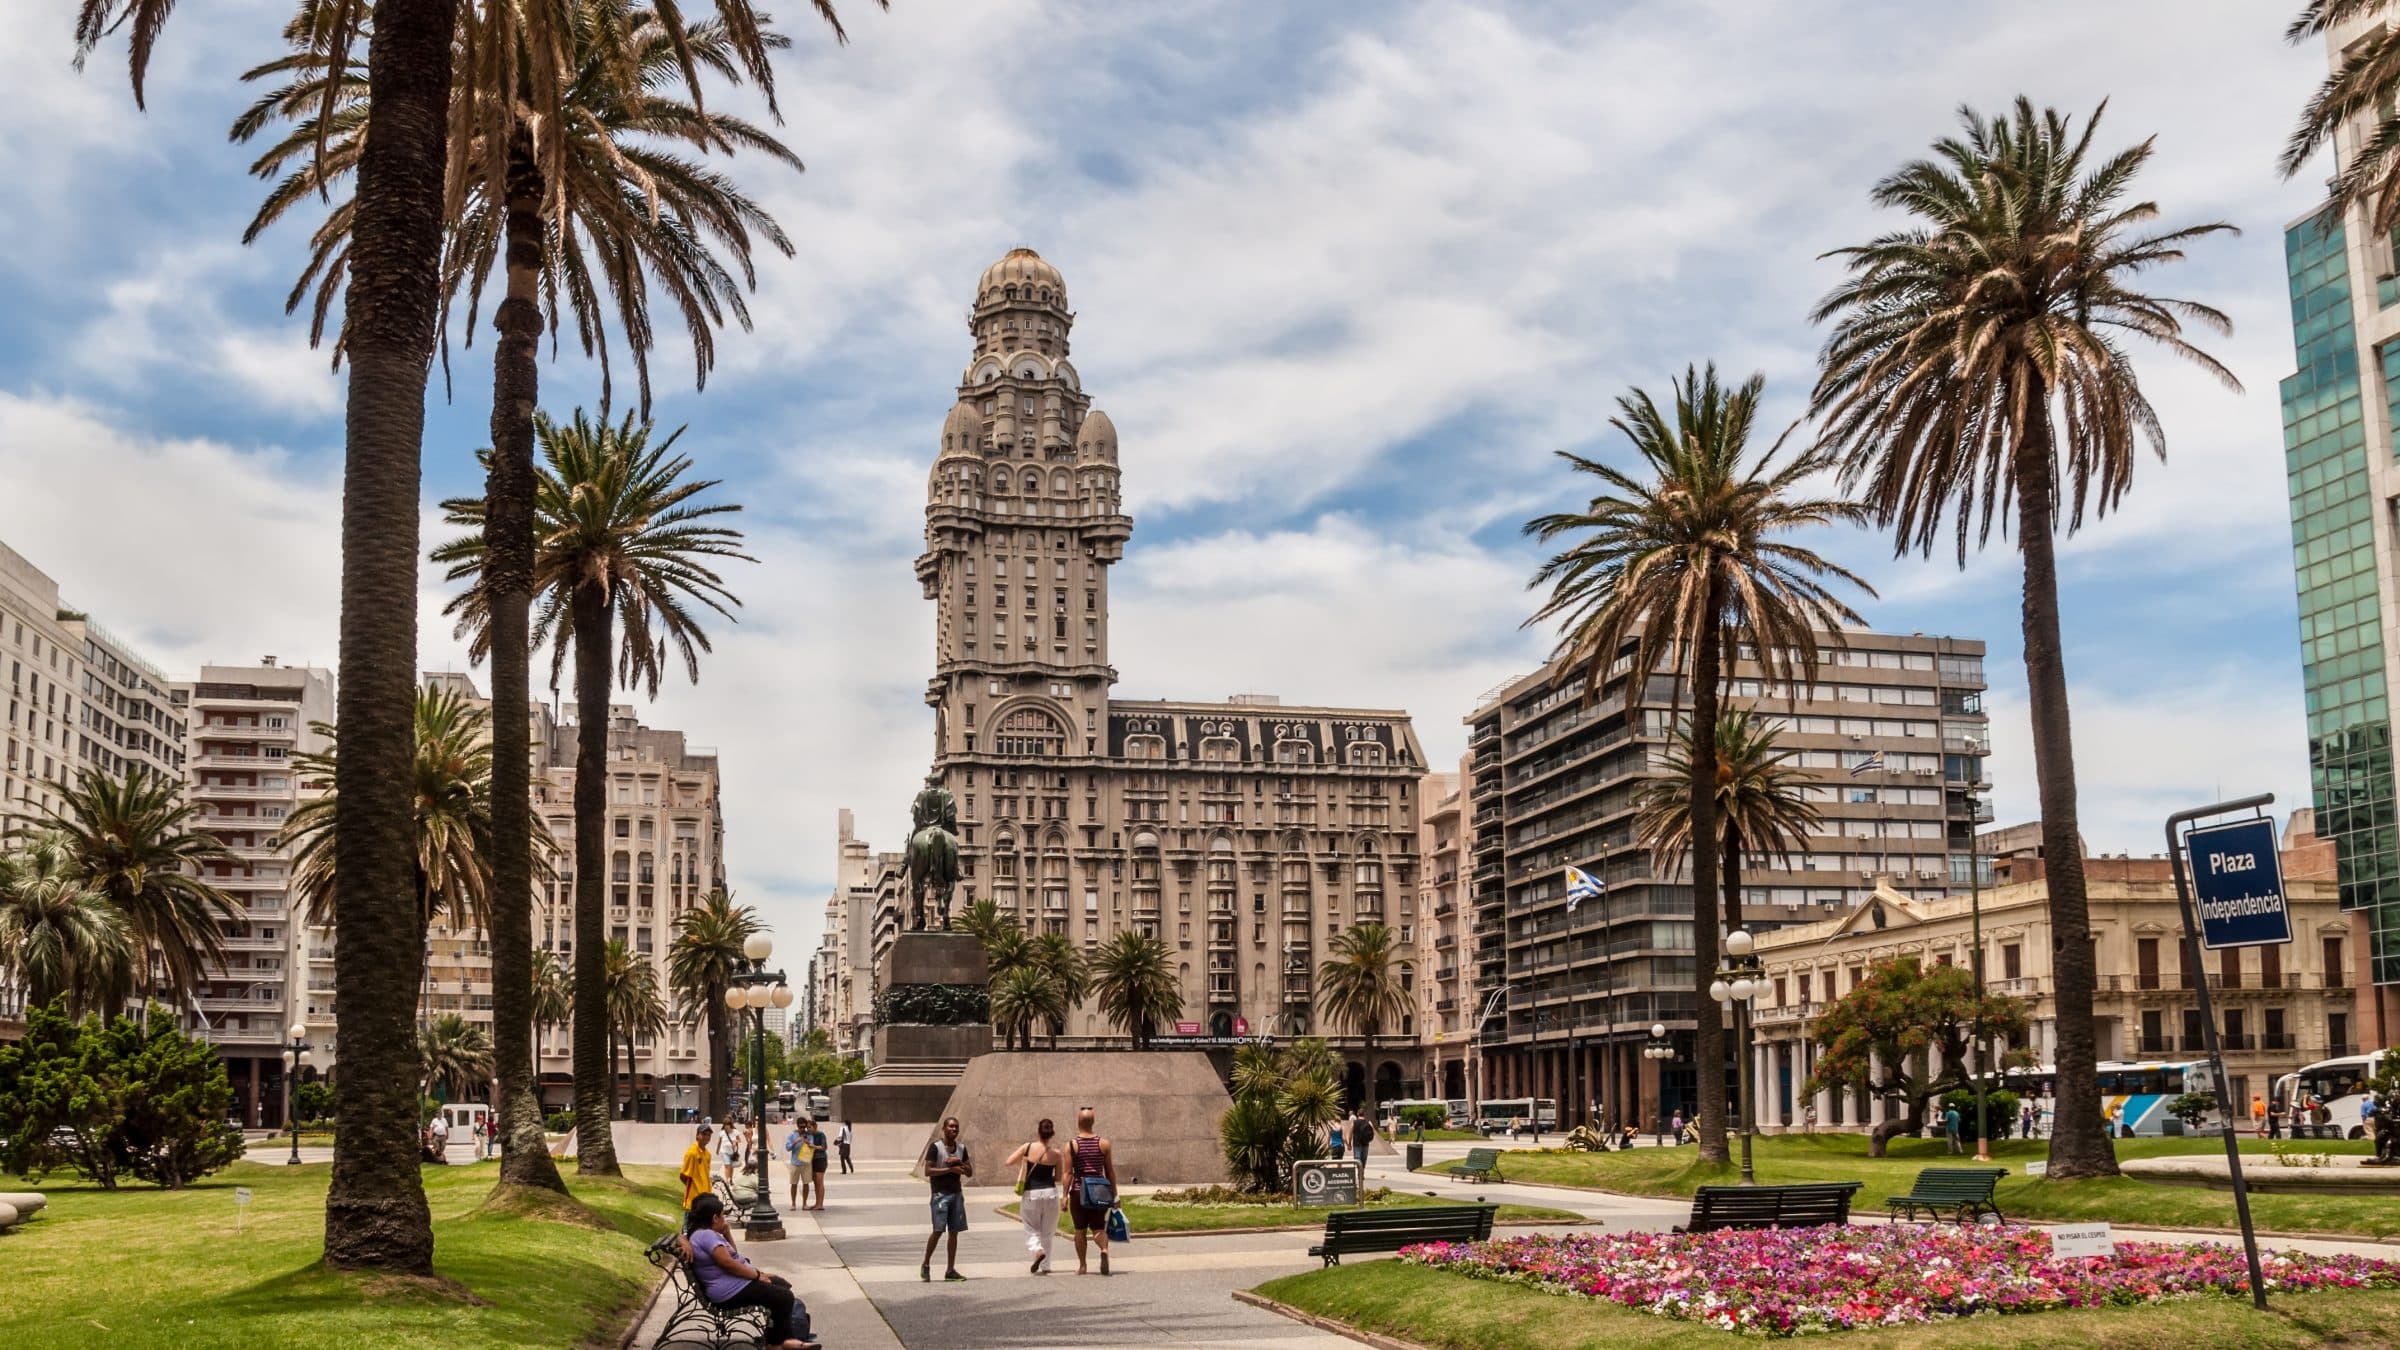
2051 1222 2114 1259
1293 1160 1360 1207
234 1186 254 1233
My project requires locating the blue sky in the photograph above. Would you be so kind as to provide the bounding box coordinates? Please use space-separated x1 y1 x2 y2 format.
0 0 2333 958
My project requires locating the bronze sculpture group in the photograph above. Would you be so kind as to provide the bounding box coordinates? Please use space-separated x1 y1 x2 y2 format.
904 777 961 932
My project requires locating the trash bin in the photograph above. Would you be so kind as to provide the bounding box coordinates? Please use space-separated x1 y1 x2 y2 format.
1405 1142 1424 1172
2161 1118 2185 1137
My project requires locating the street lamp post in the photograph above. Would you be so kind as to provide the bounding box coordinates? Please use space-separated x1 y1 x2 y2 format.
1966 774 1991 1162
280 1021 311 1166
724 932 793 1241
1643 1022 1673 1144
1710 929 1765 1185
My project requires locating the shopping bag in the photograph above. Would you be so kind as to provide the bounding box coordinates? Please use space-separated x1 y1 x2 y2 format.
1105 1205 1129 1244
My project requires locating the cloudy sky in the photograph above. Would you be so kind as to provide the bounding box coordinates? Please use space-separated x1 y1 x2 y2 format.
1 0 2332 960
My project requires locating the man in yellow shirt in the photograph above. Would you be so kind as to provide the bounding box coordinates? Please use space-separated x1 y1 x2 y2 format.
680 1123 717 1214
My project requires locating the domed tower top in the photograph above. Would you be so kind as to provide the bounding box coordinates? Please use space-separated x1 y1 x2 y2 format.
1077 408 1118 465
937 400 982 461
976 247 1067 312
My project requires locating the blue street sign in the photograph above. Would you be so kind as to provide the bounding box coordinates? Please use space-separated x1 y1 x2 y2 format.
2183 817 2291 951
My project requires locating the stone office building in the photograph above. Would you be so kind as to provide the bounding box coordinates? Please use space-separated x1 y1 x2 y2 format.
916 250 1430 1099
1468 631 1993 1131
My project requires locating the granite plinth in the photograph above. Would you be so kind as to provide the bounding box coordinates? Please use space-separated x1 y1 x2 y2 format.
879 930 988 989
873 1022 995 1066
927 1050 1235 1187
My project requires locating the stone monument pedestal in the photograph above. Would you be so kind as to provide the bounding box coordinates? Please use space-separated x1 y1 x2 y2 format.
832 931 992 1160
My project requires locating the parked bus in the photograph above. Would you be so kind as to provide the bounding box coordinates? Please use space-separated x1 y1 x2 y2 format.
2274 1050 2393 1139
1475 1097 1557 1133
2097 1060 2218 1136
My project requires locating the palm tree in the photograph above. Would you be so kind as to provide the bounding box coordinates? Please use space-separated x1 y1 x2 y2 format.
666 888 760 1121
954 899 1013 952
38 766 239 1017
420 1012 495 1102
1525 364 1871 1164
1091 931 1182 1051
73 0 869 1279
236 0 807 1200
601 937 668 1120
435 408 749 1175
1809 100 2235 1180
1315 922 1411 1121
0 831 134 1018
530 947 572 1043
2284 2 2400 231
281 684 519 938
1633 709 1824 941
1030 932 1091 1048
990 965 1063 1051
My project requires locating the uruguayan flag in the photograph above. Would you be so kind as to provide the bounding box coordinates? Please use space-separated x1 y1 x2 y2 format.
1849 752 1885 776
1564 864 1603 912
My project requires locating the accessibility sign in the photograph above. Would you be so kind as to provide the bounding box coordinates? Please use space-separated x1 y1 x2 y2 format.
2183 817 2291 951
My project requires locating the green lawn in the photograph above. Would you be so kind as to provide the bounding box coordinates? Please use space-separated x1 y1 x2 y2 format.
1428 1134 2400 1239
0 1159 683 1349
1254 1259 2400 1349
1000 1189 1582 1233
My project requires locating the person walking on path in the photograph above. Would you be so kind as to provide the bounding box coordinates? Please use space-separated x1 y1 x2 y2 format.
1670 1109 1683 1145
804 1118 829 1211
1943 1103 1963 1155
1802 1102 1816 1135
796 1114 825 1210
1326 1115 1345 1160
835 1120 854 1174
921 1116 974 1283
1006 1118 1063 1276
2252 1094 2268 1138
2269 1097 2285 1140
1349 1110 1375 1169
680 1123 717 1216
1067 1107 1119 1276
683 1194 821 1350
717 1120 743 1190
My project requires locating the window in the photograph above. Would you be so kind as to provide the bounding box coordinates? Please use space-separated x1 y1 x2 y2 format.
2002 943 2021 981
993 706 1066 757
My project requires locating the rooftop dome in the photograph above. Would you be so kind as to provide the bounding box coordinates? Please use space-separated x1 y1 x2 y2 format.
937 401 981 460
1077 408 1117 465
977 247 1066 309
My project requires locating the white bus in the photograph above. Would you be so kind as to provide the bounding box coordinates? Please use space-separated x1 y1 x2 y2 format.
1376 1098 1450 1130
2275 1050 2392 1139
1476 1097 1557 1132
2097 1060 2218 1136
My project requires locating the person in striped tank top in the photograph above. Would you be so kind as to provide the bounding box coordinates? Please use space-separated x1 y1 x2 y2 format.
1066 1107 1119 1275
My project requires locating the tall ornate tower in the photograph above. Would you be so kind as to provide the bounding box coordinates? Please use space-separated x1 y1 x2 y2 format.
918 248 1130 767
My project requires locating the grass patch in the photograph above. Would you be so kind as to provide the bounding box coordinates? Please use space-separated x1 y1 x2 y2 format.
1427 1134 2400 1239
1000 1187 1580 1233
0 1159 684 1349
1255 1259 2400 1348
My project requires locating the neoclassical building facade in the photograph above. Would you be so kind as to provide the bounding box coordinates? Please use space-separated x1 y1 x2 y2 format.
915 249 1430 1097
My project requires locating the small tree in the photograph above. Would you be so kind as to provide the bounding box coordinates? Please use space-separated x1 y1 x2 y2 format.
0 997 241 1189
295 1080 336 1124
1803 958 2030 1156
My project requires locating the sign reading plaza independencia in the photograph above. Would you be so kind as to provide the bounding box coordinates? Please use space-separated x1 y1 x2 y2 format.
2183 817 2292 951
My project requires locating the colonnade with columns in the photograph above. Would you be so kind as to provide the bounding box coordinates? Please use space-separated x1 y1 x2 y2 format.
1745 1018 2056 1132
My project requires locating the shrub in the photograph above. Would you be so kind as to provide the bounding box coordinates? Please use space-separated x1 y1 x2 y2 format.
1219 1039 1346 1192
294 1081 335 1123
1399 1104 1447 1131
1938 1087 2020 1141
545 1111 574 1134
0 998 245 1189
2168 1092 2215 1129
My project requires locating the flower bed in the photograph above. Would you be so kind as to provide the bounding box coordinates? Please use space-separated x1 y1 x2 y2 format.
1402 1226 2400 1337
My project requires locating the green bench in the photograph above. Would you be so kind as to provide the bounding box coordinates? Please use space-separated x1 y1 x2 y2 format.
1674 1181 1861 1233
1308 1203 1497 1267
1453 1147 1503 1183
1885 1166 2008 1225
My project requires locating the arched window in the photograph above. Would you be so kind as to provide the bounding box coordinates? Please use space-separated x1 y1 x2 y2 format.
1346 742 1387 766
1125 734 1166 761
1021 473 1040 498
1051 470 1071 496
1274 739 1313 765
993 706 1066 757
993 469 1012 494
1200 737 1240 763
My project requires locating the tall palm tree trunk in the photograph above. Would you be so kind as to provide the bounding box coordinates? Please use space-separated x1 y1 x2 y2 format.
1689 606 1728 1164
323 0 455 1277
572 585 620 1173
488 130 567 1195
2014 408 2115 1180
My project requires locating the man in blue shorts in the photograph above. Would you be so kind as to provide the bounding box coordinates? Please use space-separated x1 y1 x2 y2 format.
921 1116 973 1282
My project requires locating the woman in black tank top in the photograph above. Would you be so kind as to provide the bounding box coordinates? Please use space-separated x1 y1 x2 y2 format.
1006 1119 1062 1274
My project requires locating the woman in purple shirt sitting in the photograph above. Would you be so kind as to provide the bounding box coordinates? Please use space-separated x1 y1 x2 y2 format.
680 1194 818 1349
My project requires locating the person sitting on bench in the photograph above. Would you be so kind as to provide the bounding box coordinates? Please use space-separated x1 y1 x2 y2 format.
681 1194 819 1350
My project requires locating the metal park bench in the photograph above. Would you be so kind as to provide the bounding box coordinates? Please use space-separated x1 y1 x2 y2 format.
644 1234 768 1350
1452 1147 1504 1183
1307 1203 1498 1267
1885 1167 2008 1225
1674 1181 1861 1233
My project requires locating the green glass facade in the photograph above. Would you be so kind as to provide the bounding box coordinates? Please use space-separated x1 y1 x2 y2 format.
2282 214 2400 984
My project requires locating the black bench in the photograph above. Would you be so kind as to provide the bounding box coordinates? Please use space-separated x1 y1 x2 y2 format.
1885 1167 2007 1225
1453 1148 1503 1183
645 1233 768 1349
1674 1181 1861 1233
1308 1203 1498 1267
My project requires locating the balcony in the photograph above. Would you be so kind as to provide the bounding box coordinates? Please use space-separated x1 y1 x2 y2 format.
193 783 290 801
2220 1034 2256 1052
2263 1032 2296 1051
196 995 280 1013
2138 1037 2173 1056
2329 1042 2360 1059
1753 1002 1816 1027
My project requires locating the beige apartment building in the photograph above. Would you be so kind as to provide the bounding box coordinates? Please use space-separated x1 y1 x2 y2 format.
1748 818 2357 1131
181 660 334 1126
914 250 1429 1099
532 704 726 1121
1417 768 1476 1101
